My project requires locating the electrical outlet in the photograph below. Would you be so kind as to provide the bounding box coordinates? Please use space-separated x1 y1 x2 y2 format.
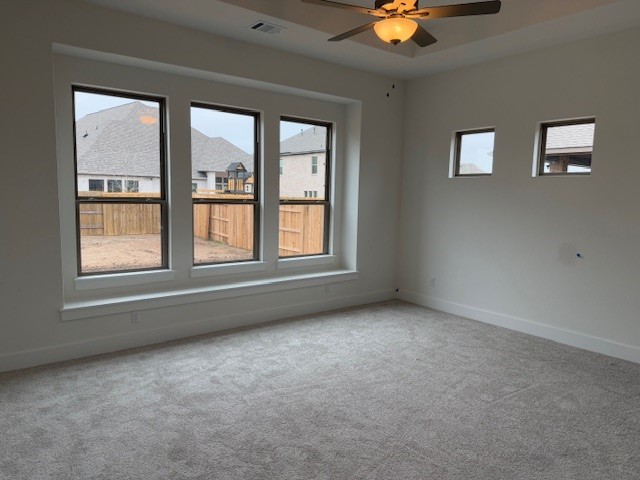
430 277 436 287
131 311 141 323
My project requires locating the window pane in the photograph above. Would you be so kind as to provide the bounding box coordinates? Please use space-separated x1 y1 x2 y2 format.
457 130 494 175
193 204 254 264
74 91 161 197
279 204 325 257
88 179 104 192
190 106 256 200
541 121 594 174
280 121 327 200
78 203 162 273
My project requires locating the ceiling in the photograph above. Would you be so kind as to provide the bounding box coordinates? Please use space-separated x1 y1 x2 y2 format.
82 0 640 79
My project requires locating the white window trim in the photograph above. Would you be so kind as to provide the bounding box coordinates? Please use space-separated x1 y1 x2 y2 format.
61 269 358 321
190 261 267 278
54 50 350 318
277 255 336 270
75 270 176 291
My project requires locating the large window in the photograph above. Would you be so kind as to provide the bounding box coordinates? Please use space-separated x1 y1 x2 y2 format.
279 118 331 258
73 87 167 275
453 128 495 176
538 118 595 175
191 104 259 265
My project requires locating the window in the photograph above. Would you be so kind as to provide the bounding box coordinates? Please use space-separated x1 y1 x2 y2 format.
88 179 104 192
191 104 259 265
538 118 595 175
125 180 139 193
191 183 198 193
453 128 495 176
107 179 122 192
279 158 283 175
280 118 331 258
73 87 167 275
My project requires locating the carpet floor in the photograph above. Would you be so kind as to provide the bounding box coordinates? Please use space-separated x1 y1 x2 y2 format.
1 300 639 479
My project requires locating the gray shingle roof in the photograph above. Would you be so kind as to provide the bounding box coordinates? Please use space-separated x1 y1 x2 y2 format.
76 101 252 179
459 163 487 174
546 123 594 152
280 126 326 155
191 128 253 177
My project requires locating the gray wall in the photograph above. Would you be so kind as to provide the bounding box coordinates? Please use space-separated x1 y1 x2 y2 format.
0 0 404 371
398 27 640 362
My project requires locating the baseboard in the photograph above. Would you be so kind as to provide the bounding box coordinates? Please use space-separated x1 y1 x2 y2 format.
399 290 640 365
0 289 395 373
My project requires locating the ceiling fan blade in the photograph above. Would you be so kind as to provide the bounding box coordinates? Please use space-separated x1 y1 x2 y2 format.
301 0 384 17
328 21 378 41
410 0 501 19
411 25 438 47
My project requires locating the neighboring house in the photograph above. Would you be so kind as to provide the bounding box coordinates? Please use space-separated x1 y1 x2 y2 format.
459 163 487 175
544 122 594 173
280 126 327 199
75 101 253 194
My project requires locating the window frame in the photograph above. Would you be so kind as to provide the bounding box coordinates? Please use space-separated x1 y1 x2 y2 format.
453 127 495 177
72 85 169 277
279 116 332 258
537 117 595 176
190 102 261 267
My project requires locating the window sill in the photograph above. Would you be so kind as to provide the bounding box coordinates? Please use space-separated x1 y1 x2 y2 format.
74 269 176 291
61 269 358 322
190 261 266 278
277 255 336 270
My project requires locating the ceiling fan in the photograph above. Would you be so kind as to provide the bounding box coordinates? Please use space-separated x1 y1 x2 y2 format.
301 0 502 47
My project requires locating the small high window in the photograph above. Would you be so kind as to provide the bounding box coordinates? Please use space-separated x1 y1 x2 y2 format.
453 128 495 176
311 156 318 174
538 119 595 175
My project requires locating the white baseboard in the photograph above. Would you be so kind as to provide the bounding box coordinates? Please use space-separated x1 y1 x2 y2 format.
0 289 395 373
399 290 640 365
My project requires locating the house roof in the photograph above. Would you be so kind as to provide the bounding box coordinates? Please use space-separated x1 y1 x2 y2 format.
76 101 252 179
546 123 595 153
191 129 252 177
459 163 488 175
280 126 326 156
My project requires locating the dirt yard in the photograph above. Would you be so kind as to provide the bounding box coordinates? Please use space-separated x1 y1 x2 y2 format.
80 234 252 272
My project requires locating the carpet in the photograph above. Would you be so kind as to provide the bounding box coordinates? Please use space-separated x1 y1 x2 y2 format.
1 300 639 479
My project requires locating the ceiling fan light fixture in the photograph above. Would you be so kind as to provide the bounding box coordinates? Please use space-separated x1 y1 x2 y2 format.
373 17 418 44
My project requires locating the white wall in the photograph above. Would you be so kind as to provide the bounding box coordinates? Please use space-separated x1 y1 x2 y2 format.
398 27 640 363
0 0 405 371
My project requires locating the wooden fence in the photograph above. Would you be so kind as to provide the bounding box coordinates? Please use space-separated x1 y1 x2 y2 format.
278 204 324 256
79 192 324 257
78 192 161 236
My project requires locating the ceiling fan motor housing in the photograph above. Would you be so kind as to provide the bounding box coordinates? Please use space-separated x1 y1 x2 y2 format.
374 0 419 11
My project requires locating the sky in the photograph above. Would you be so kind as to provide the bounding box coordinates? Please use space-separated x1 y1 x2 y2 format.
459 131 494 173
75 91 305 154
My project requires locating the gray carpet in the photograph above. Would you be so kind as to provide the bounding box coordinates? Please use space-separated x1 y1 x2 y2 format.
1 301 639 479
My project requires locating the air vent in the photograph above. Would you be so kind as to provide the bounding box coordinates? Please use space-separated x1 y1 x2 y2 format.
250 21 285 35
